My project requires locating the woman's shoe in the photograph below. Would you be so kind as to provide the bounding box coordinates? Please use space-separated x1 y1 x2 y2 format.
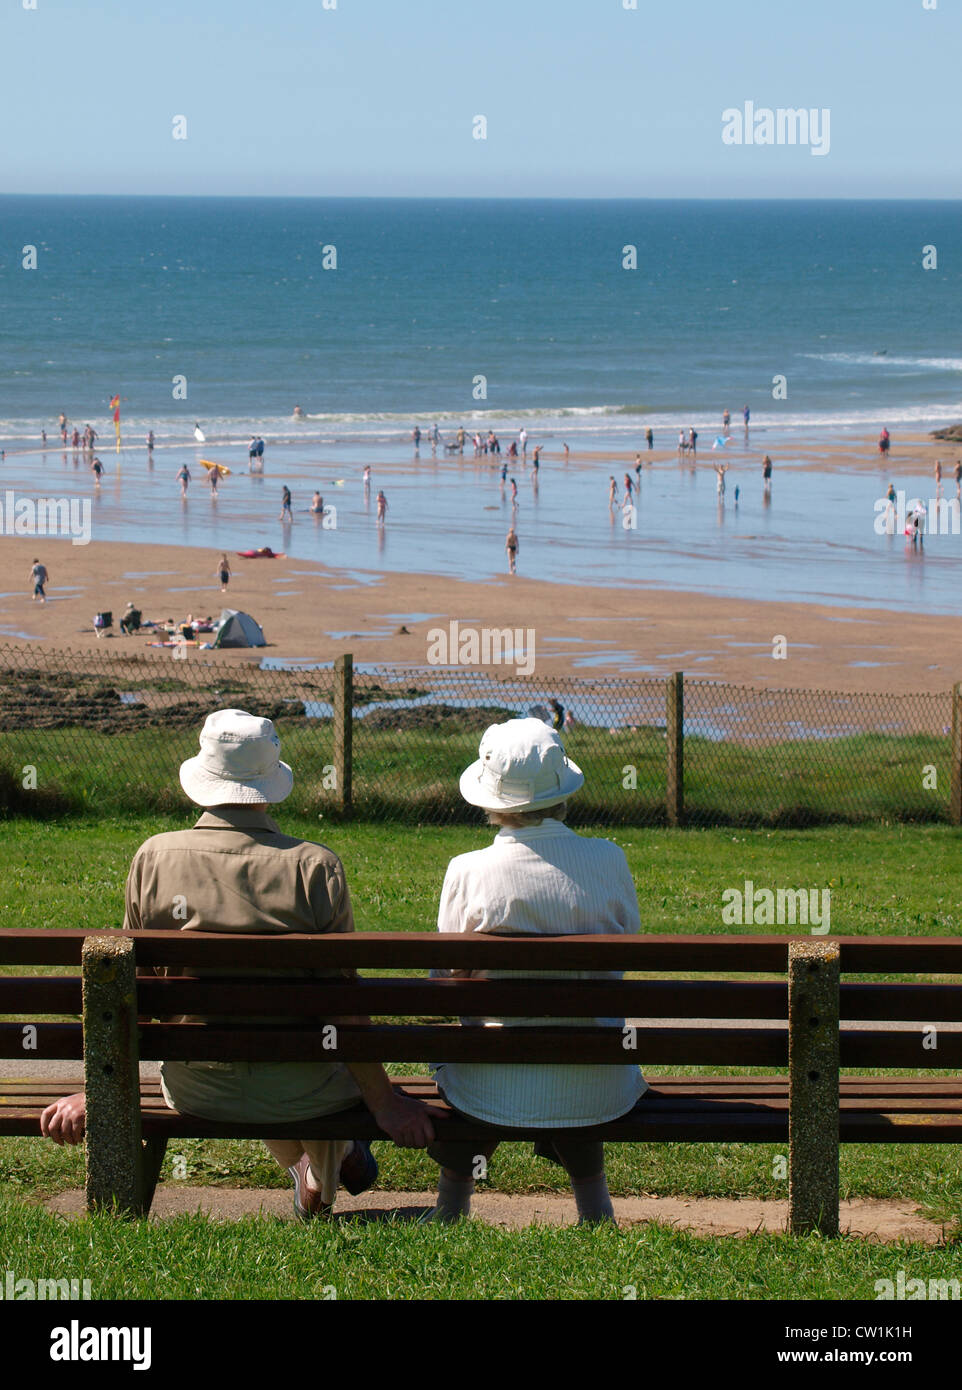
287 1154 334 1221
339 1140 378 1196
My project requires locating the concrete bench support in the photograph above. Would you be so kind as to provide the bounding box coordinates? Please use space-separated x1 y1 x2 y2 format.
788 938 840 1236
82 935 146 1216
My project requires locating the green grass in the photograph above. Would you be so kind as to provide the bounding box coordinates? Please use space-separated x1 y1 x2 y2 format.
2 1192 959 1301
0 722 954 825
2 815 961 1298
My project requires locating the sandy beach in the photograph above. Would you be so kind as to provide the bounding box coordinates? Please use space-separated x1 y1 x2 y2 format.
2 527 960 695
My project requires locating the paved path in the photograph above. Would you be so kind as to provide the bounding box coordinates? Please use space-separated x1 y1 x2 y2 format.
44 1187 947 1242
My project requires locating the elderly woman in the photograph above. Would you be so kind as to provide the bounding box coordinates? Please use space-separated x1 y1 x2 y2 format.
41 709 435 1218
426 717 647 1223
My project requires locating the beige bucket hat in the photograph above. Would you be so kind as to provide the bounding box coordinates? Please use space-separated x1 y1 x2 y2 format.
179 709 293 806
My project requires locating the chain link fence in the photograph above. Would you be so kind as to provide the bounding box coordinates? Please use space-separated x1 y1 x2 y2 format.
0 644 956 826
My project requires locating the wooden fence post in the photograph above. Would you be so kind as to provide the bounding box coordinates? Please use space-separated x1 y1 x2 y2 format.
666 670 684 827
950 682 962 826
82 936 145 1216
333 652 353 814
788 938 840 1236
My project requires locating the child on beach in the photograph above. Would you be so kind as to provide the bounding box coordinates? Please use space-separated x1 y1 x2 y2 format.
376 489 387 524
217 555 231 592
91 457 104 486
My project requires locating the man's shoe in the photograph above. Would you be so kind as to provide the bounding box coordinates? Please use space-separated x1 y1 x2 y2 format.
287 1154 334 1222
339 1140 378 1196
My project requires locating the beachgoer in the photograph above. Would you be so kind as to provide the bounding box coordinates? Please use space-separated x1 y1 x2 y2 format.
715 461 728 495
30 558 48 603
457 427 466 454
722 409 730 430
412 425 421 451
208 463 221 494
743 405 750 429
762 455 773 488
879 428 890 456
935 459 943 498
645 427 653 451
217 555 231 592
507 440 518 459
71 428 80 449
886 482 896 504
608 476 617 506
548 698 564 730
87 425 97 450
41 429 47 445
147 430 155 451
363 465 371 490
119 601 141 636
500 461 508 483
510 477 518 503
293 405 304 420
634 455 641 490
533 445 542 467
310 491 324 515
423 718 646 1225
623 473 633 503
563 442 570 460
376 489 387 524
91 457 104 485
39 711 437 1213
688 428 698 455
176 463 191 497
519 427 528 456
280 485 293 522
532 453 540 478
505 526 518 574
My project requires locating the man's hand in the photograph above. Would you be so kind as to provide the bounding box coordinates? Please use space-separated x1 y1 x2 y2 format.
40 1093 86 1145
371 1093 436 1148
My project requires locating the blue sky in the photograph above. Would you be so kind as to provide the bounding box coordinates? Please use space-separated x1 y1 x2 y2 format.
2 0 958 197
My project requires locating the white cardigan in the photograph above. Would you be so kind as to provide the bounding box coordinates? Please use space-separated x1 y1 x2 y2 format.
431 819 647 1127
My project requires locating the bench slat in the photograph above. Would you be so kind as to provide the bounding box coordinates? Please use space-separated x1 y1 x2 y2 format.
5 929 962 972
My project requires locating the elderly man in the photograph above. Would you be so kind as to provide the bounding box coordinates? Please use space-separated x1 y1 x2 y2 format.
425 717 646 1224
41 709 435 1218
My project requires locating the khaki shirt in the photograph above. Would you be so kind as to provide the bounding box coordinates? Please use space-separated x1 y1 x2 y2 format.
123 806 354 1023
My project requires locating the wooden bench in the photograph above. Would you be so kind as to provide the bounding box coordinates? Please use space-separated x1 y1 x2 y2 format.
3 929 961 1234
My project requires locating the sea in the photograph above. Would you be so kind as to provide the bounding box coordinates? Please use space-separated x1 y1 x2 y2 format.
1 197 961 615
1 196 960 439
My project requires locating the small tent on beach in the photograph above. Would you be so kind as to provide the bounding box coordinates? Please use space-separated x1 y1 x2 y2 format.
213 609 266 648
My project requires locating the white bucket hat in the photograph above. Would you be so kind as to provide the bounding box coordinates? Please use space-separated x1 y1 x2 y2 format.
459 716 584 813
179 709 293 806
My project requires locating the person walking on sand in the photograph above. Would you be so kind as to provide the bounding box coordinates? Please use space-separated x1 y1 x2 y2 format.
91 456 104 486
634 456 642 492
280 485 293 522
147 430 155 452
363 465 371 492
177 463 191 497
510 477 518 505
762 454 773 490
646 427 653 451
935 459 943 499
743 405 750 432
608 476 617 507
563 442 570 461
688 427 698 456
505 526 519 574
376 489 387 524
208 463 222 495
217 554 232 593
519 427 528 457
623 473 634 505
58 412 67 443
723 408 731 431
30 558 48 603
